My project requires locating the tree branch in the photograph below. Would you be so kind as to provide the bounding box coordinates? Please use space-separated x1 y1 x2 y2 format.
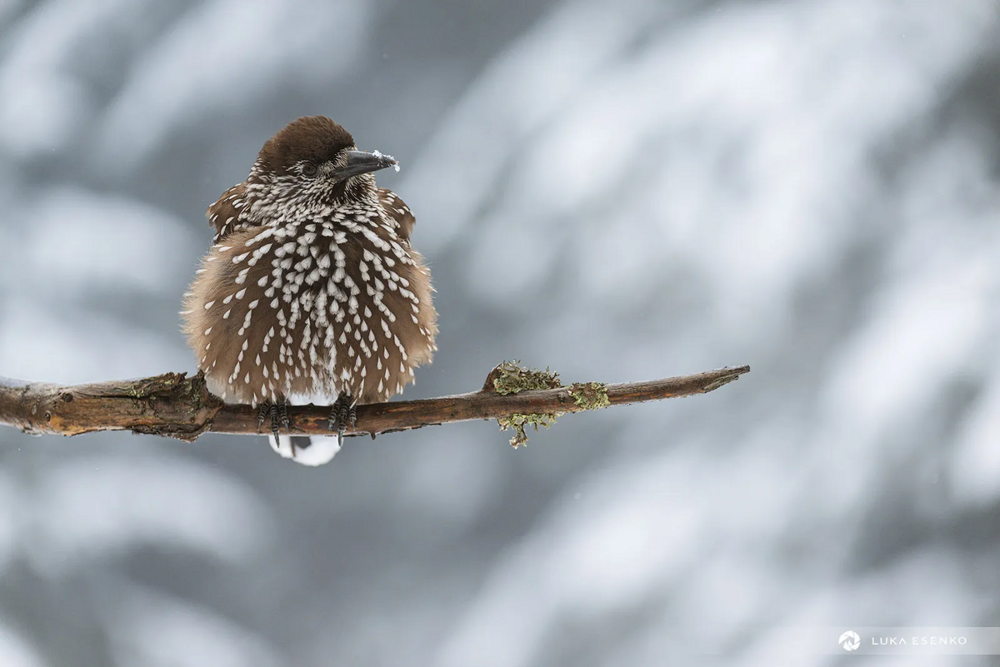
0 364 749 444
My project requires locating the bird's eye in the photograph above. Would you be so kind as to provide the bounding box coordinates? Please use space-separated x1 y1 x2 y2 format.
301 163 318 178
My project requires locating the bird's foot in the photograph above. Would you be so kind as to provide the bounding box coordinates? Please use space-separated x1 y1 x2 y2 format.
257 397 292 451
328 394 357 446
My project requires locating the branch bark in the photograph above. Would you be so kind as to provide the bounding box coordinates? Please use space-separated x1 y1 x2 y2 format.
0 364 749 443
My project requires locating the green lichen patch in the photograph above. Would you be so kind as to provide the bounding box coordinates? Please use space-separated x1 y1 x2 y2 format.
492 360 562 395
497 412 558 449
569 382 611 410
490 361 563 447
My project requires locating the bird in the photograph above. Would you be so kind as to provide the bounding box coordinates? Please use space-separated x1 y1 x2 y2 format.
182 116 437 463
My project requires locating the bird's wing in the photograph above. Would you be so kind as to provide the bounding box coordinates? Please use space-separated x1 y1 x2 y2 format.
378 188 416 242
207 182 256 243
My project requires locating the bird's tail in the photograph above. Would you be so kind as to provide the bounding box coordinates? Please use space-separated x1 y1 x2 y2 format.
268 434 341 466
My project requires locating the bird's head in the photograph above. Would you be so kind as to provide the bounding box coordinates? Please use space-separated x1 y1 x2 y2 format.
245 116 397 220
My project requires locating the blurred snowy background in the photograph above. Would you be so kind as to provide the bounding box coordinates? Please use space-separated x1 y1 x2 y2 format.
0 0 998 665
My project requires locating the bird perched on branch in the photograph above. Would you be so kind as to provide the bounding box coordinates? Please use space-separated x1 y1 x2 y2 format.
182 116 437 464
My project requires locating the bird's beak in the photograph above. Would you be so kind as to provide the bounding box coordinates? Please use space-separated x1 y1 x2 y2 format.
333 150 398 180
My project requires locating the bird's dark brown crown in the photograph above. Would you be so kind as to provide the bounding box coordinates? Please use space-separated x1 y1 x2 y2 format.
257 116 355 177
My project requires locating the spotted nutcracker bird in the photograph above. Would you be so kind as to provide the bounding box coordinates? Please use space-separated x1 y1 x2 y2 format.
182 116 437 462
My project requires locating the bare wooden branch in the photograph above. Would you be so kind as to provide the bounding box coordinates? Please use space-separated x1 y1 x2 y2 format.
0 365 749 443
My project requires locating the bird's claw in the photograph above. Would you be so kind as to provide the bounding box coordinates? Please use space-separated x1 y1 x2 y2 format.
257 398 292 448
328 394 356 446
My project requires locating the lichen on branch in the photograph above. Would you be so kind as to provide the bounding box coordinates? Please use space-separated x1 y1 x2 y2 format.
488 363 622 447
569 382 611 410
486 360 564 447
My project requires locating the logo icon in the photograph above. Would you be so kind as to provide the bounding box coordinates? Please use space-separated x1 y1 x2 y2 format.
839 630 861 652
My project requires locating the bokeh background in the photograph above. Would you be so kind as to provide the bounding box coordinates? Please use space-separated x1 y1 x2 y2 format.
0 0 998 665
